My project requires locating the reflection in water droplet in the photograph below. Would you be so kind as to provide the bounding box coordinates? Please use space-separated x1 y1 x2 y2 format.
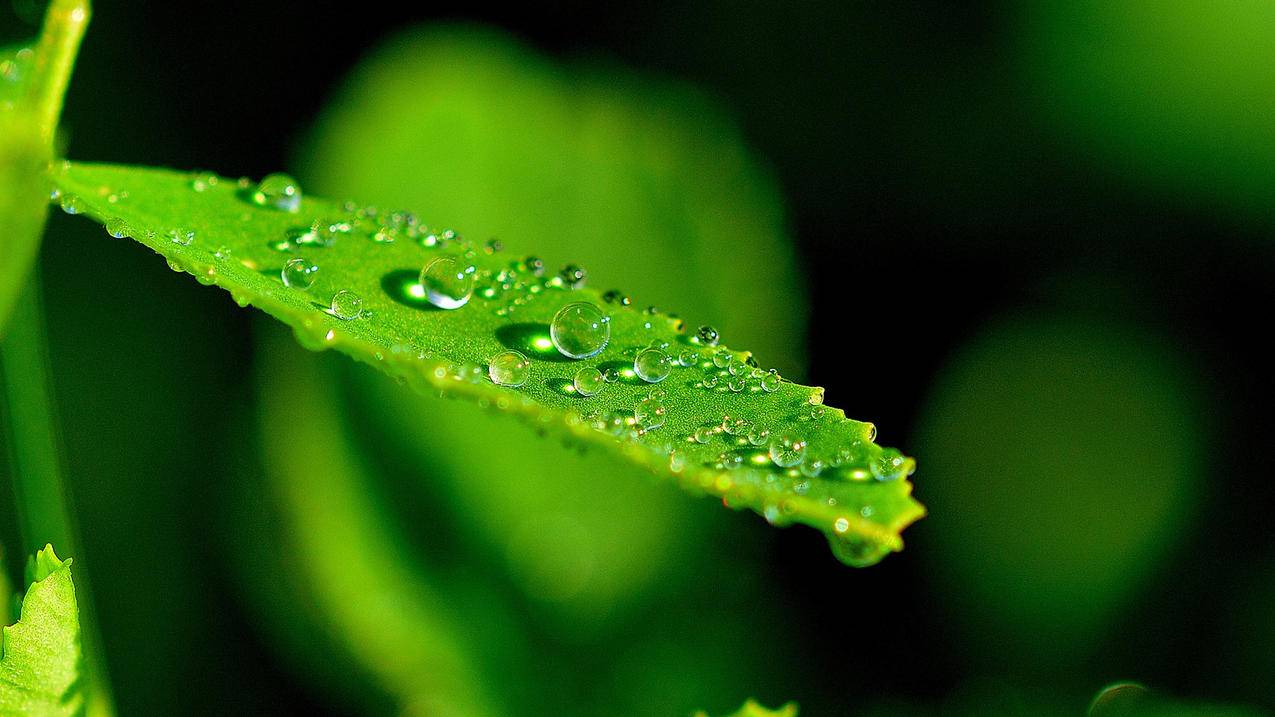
281 257 318 289
633 348 672 383
329 290 363 320
769 431 807 468
573 367 605 397
252 173 302 212
550 302 610 359
488 350 531 387
419 257 474 309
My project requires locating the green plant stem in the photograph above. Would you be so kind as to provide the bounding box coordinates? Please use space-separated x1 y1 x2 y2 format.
25 0 90 144
0 278 114 717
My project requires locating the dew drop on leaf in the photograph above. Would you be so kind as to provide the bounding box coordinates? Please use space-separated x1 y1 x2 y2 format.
550 302 610 359
870 447 913 482
58 193 84 214
329 289 364 320
558 263 587 289
105 217 129 238
252 173 302 212
167 228 195 246
633 347 672 383
419 256 475 309
696 325 720 346
281 257 318 289
572 366 604 397
488 350 531 387
635 397 666 431
769 431 807 468
761 368 782 393
712 349 733 369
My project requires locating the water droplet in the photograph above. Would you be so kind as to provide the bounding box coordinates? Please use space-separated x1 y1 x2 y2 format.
722 417 749 435
761 369 781 393
747 427 770 447
281 257 318 289
696 325 720 346
602 289 631 306
329 289 364 320
633 348 672 383
712 350 733 369
59 194 84 214
419 256 474 309
809 406 826 420
635 397 666 431
702 375 719 389
550 302 610 359
870 448 913 481
488 350 531 387
728 376 746 392
522 256 544 276
728 359 747 376
719 452 744 470
602 367 621 383
167 228 195 246
800 459 826 477
693 427 714 444
834 517 851 534
191 172 218 192
558 264 587 289
372 226 396 243
677 349 698 367
573 367 605 396
769 431 807 468
252 173 302 212
104 217 129 238
647 387 667 402
484 238 503 254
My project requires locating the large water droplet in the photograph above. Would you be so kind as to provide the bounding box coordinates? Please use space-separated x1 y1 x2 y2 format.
420 256 474 309
696 325 720 346
769 432 807 468
252 173 302 212
488 350 531 387
550 302 610 359
329 289 364 320
573 366 605 396
760 369 782 393
633 348 672 383
281 257 318 289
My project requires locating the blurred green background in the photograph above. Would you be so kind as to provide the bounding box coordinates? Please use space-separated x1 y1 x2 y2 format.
2 1 1274 715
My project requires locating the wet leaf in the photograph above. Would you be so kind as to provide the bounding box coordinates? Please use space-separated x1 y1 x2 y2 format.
52 161 924 566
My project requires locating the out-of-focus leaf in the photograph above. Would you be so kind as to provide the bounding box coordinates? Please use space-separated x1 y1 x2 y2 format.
695 698 798 717
53 162 924 567
0 545 81 716
236 325 499 716
916 317 1203 666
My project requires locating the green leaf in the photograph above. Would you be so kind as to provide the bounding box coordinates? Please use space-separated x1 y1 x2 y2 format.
301 25 803 626
51 161 924 566
696 699 798 717
0 544 82 717
0 0 90 338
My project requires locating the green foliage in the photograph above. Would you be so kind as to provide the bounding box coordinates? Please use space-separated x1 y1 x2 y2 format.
695 699 798 717
300 25 800 629
51 161 924 566
0 545 82 717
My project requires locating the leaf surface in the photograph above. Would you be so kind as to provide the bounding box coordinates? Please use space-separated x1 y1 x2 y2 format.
52 161 924 565
0 545 82 717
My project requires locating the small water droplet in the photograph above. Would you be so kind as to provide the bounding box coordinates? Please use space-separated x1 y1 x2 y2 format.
488 350 531 387
693 427 714 444
722 416 749 435
702 375 719 389
281 257 318 289
712 350 733 369
769 431 807 468
761 369 782 393
870 448 913 481
728 376 746 392
550 302 610 359
522 256 545 276
635 397 666 431
252 173 302 212
677 349 698 367
800 459 826 477
59 194 84 214
834 517 850 534
696 325 720 346
167 228 195 246
719 451 744 470
633 348 672 383
329 289 364 320
419 256 475 309
191 172 218 192
573 367 605 396
105 217 129 238
747 427 770 447
602 289 631 306
483 238 503 254
558 264 587 289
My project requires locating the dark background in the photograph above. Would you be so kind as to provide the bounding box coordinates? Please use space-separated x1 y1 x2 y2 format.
3 1 1273 715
